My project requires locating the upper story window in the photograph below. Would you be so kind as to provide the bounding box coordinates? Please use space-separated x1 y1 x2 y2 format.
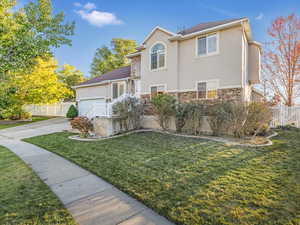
150 43 165 70
197 34 218 56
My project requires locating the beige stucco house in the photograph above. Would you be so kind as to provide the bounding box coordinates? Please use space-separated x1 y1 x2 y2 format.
74 17 262 119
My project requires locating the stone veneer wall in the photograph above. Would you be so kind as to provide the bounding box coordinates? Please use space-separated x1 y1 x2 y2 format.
141 88 243 114
142 88 242 102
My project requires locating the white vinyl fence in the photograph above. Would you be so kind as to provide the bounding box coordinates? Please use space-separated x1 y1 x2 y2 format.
24 102 75 117
271 105 300 128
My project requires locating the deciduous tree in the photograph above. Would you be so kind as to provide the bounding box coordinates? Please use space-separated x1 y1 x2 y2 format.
263 14 300 106
12 58 72 105
90 38 137 77
0 0 74 79
57 64 86 100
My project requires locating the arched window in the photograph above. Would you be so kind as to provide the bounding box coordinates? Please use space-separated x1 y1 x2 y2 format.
150 43 165 70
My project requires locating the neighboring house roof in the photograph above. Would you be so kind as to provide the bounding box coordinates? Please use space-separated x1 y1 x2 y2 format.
177 18 247 35
75 66 131 88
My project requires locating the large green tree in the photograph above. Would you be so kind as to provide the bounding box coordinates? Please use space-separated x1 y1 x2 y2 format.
90 38 137 77
0 0 74 79
57 64 86 100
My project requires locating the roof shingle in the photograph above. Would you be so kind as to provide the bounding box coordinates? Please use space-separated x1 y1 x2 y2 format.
78 66 131 86
178 18 246 36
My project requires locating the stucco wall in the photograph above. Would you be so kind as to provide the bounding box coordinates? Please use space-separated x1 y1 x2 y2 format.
76 84 111 100
140 26 244 94
140 29 179 93
178 26 243 90
248 44 261 84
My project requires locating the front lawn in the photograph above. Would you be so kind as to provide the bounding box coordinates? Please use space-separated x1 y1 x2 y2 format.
24 129 300 225
0 146 77 225
0 116 53 130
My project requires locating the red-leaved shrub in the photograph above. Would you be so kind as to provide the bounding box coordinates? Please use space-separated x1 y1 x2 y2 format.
70 117 93 138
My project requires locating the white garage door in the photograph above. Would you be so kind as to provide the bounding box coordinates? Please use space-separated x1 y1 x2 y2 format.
78 98 106 118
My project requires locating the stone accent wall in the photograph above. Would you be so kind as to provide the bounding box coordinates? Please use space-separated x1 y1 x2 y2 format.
141 88 243 115
177 88 243 103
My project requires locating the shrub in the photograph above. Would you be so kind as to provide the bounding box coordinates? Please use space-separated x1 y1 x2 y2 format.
0 105 31 120
175 103 189 133
70 116 93 138
228 102 248 138
207 102 233 136
151 94 176 130
66 105 78 119
244 102 272 138
183 103 206 135
112 96 144 131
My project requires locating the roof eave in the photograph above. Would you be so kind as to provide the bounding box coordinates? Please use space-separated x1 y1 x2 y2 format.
169 18 250 41
142 26 176 44
126 52 141 58
73 77 129 89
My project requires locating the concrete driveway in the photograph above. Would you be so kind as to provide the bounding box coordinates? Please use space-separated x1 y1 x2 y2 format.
0 117 71 140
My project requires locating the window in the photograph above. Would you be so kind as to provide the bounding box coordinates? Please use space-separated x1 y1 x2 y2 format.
151 85 165 97
112 82 126 99
197 80 218 99
151 43 165 70
197 34 218 56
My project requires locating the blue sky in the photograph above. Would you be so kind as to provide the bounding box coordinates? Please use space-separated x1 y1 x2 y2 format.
20 0 300 77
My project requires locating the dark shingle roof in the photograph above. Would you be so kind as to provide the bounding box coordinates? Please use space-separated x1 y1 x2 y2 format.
178 18 246 35
79 66 131 86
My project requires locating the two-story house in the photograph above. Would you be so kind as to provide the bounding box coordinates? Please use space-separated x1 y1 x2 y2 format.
74 18 262 117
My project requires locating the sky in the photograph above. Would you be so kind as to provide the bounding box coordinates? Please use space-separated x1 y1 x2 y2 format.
18 0 300 77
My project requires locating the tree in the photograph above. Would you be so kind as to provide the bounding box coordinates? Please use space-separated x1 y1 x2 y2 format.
0 0 74 79
90 38 137 77
12 58 72 105
263 14 300 106
57 64 86 100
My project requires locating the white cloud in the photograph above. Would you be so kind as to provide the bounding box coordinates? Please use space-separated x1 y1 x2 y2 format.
74 2 82 7
75 9 123 27
74 2 123 27
255 13 264 20
83 2 96 11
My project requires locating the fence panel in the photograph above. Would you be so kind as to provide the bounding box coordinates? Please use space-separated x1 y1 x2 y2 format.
271 105 300 128
24 102 75 117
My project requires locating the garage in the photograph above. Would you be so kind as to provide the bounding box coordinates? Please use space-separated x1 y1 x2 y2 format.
78 98 106 118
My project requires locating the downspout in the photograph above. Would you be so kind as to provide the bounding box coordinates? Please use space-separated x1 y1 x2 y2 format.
176 40 180 100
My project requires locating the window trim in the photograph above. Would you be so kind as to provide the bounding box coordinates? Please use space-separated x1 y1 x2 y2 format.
149 41 167 72
111 81 126 99
149 84 167 99
195 33 219 58
195 79 219 99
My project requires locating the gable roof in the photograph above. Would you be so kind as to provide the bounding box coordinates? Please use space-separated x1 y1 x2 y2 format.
75 66 131 88
142 26 176 44
177 18 247 36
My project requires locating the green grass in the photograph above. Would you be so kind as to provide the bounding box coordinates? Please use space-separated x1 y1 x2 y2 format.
0 116 53 130
24 129 300 225
0 146 77 225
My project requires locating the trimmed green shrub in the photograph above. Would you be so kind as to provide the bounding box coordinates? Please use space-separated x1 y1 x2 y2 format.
151 94 176 130
66 105 78 119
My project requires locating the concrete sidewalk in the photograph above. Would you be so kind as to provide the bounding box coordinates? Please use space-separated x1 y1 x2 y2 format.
0 119 173 225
